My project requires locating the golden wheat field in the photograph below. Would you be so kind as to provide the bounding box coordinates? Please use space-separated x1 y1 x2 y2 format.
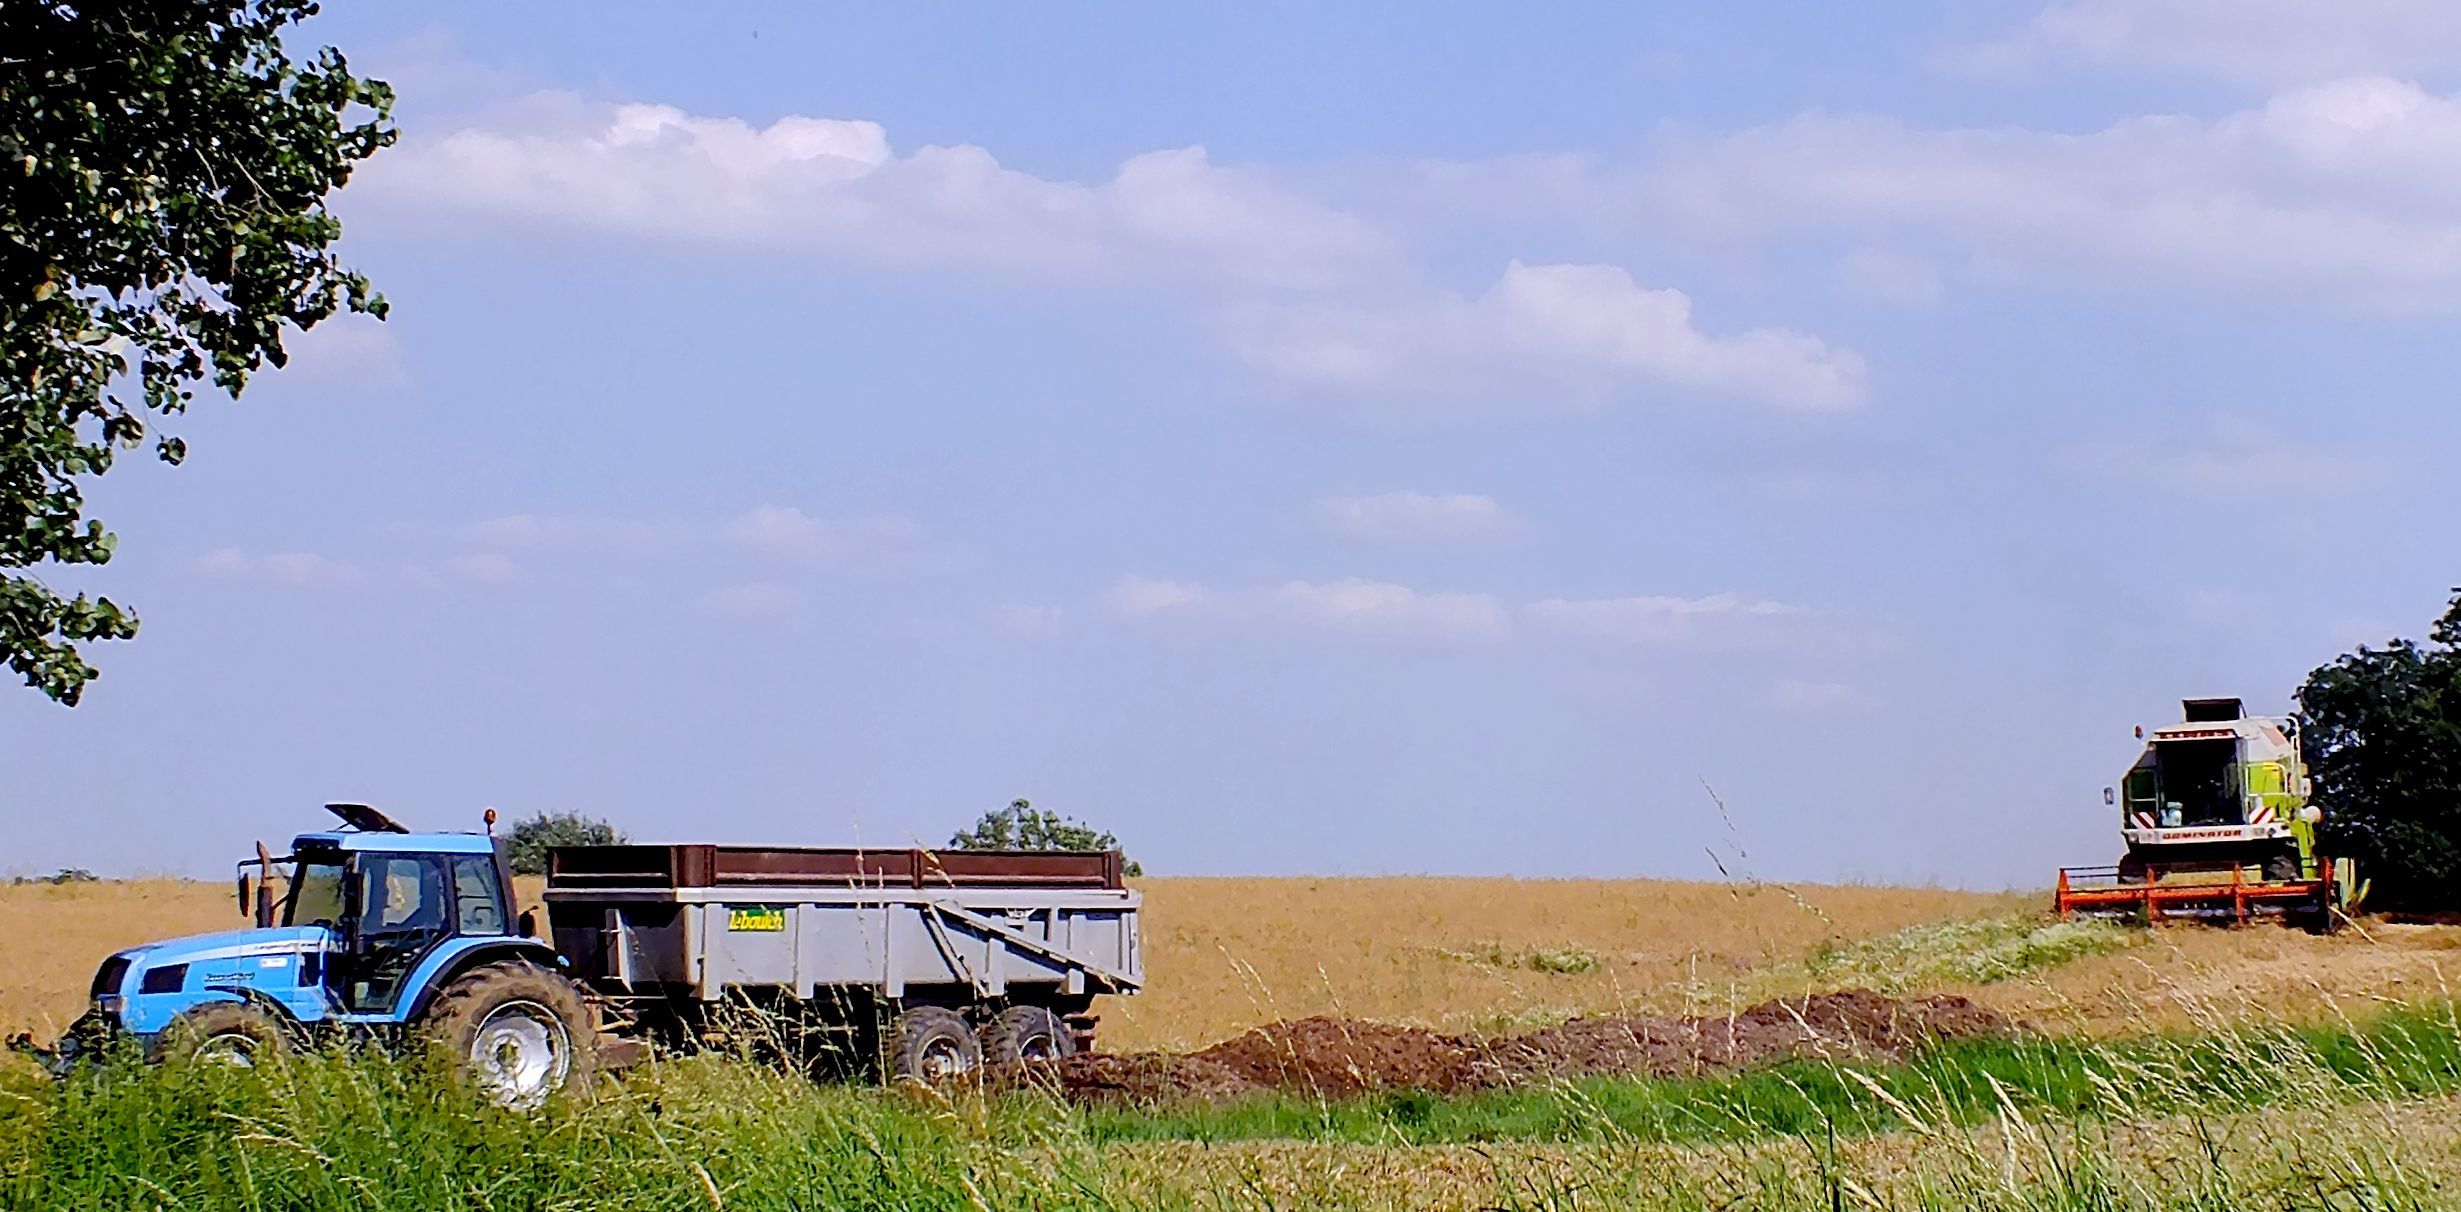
7 875 2458 1050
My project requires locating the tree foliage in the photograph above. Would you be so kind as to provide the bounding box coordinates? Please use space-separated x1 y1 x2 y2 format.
2 0 395 704
2296 591 2461 910
502 811 628 877
948 798 1142 875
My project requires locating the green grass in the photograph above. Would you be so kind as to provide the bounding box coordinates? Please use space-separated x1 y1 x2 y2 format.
1435 942 1603 975
1070 1000 2461 1146
6 1005 2461 1210
1798 914 2141 993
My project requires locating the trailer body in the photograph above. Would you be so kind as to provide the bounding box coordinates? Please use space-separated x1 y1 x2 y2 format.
544 844 1141 1065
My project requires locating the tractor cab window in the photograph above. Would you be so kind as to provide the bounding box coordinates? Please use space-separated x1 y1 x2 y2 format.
284 858 349 928
344 853 454 1013
451 855 508 935
365 854 451 934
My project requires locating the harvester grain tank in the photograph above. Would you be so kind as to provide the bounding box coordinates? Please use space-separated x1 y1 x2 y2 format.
2055 697 2363 926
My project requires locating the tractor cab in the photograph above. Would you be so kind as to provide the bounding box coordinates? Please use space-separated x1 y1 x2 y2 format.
54 804 554 1073
236 814 520 1016
17 804 600 1106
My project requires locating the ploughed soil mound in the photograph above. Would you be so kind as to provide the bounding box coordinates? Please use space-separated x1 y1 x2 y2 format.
1195 1016 1484 1098
1001 991 2012 1105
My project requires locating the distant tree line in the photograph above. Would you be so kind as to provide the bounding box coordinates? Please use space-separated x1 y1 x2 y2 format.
11 868 97 886
502 811 627 876
497 799 1140 877
948 798 1142 876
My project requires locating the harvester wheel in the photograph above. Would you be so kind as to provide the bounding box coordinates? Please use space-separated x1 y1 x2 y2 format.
888 1006 980 1084
2264 855 2300 883
419 960 598 1108
150 1002 288 1068
979 1004 1076 1065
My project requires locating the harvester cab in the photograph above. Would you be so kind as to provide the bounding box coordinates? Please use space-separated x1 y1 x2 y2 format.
28 803 599 1106
2115 697 2317 881
2058 697 2362 927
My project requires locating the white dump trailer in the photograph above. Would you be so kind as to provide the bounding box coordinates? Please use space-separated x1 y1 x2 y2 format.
545 843 1141 1081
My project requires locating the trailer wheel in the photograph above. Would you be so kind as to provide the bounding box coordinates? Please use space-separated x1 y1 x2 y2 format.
888 1006 980 1083
150 1002 287 1068
980 1005 1076 1064
419 960 598 1108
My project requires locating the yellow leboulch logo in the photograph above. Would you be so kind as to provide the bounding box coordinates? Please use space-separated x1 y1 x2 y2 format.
727 906 785 932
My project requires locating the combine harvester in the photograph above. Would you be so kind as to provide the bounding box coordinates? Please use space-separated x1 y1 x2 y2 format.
2056 697 2364 929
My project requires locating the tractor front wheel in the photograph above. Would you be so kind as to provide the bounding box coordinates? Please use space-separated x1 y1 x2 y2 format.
150 1002 288 1068
419 961 598 1108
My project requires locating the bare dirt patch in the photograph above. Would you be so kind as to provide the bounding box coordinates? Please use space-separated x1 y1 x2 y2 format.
1006 990 2015 1105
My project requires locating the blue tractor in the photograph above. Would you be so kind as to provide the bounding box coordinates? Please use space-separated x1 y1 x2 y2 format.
41 803 604 1105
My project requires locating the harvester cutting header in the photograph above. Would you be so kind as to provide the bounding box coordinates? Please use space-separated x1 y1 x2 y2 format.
2056 697 2364 927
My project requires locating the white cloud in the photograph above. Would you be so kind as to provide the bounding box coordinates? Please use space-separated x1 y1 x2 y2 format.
443 550 519 583
1834 248 1944 304
1524 593 1806 648
366 96 1395 291
362 93 1867 418
454 506 924 567
1947 0 2461 87
1226 261 1868 412
1104 577 1817 649
1314 491 1516 542
192 547 363 588
272 316 405 388
1771 680 1879 715
988 603 1065 638
721 505 926 566
702 581 801 621
2064 417 2382 496
462 513 687 553
1104 575 1512 642
1647 77 2461 306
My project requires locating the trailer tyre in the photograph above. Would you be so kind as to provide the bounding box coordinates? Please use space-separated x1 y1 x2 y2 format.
889 1006 981 1084
150 1002 288 1068
419 960 598 1108
980 1005 1076 1064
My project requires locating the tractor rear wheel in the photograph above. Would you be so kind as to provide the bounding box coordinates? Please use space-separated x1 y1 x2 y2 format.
888 1006 980 1083
979 1005 1076 1065
150 1002 288 1068
419 960 598 1108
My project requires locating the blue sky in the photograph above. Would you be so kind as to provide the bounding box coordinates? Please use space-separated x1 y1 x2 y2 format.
9 1 2460 885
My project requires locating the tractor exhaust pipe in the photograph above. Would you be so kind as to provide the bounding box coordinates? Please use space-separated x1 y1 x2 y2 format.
253 841 275 928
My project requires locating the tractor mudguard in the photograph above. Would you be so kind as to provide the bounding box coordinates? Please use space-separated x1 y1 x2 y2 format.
396 938 567 1024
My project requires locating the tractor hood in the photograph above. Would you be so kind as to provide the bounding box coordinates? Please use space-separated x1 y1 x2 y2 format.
95 926 334 1037
101 926 332 997
114 925 332 965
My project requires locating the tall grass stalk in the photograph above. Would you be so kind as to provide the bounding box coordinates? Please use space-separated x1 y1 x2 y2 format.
7 1001 2461 1210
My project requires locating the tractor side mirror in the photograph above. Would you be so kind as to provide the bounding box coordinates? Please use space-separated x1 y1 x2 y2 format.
237 873 252 917
2103 787 2116 806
